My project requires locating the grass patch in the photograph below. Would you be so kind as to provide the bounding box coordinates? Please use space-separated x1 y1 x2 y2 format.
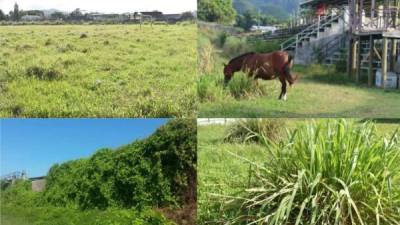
0 24 196 117
224 119 285 143
1 205 173 225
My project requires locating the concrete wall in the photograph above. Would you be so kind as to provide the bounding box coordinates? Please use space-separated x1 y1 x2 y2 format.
32 179 46 192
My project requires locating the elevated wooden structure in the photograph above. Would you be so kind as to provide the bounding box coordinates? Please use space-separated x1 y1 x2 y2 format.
297 0 400 88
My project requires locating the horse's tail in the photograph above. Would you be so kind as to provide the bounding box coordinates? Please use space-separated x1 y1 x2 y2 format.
283 54 298 85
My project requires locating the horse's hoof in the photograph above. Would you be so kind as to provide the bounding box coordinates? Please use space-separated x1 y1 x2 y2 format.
282 94 287 101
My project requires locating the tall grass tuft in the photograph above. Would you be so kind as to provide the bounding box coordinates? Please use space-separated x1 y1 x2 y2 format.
227 120 400 225
227 73 269 99
224 119 285 144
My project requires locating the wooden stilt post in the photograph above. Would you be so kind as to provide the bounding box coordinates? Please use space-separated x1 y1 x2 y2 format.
368 35 374 87
352 37 359 79
357 38 362 83
382 37 388 88
391 39 398 71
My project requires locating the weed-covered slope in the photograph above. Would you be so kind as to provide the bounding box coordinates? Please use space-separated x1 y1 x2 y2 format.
42 119 196 210
1 119 196 225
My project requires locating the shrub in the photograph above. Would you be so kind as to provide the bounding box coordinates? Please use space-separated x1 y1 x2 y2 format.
197 74 225 102
215 31 228 48
224 119 286 143
249 39 281 53
227 73 269 99
223 36 249 57
226 120 400 225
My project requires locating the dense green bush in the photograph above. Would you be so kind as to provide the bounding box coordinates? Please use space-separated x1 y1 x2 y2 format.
222 36 249 57
41 119 196 210
0 180 42 207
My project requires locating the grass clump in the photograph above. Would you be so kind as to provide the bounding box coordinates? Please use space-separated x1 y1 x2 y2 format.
227 73 270 99
225 120 400 225
26 66 63 81
224 119 285 143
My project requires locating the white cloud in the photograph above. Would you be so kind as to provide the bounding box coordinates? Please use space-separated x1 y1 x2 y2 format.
0 0 196 14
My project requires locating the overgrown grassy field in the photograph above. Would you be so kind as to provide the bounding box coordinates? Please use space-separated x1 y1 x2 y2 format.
198 27 400 118
198 119 400 224
0 24 196 117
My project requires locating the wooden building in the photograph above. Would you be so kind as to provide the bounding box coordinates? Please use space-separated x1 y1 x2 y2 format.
281 0 399 88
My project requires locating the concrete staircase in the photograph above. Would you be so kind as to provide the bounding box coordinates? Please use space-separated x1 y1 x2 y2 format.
281 12 348 65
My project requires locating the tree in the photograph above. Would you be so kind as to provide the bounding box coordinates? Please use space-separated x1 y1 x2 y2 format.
13 2 19 21
180 11 195 21
198 0 236 24
0 10 6 21
50 12 65 20
69 8 83 20
236 10 255 31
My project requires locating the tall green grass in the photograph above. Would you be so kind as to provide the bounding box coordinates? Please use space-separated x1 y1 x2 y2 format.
224 119 285 143
224 120 400 224
198 73 272 102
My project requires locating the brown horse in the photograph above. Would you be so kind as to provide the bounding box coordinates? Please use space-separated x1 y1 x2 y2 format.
223 51 298 101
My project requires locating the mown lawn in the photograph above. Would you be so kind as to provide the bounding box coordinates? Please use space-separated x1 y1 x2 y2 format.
197 119 400 224
0 24 196 117
199 64 400 118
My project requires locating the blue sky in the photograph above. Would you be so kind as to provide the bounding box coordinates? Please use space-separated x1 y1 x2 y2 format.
0 119 168 178
0 0 196 14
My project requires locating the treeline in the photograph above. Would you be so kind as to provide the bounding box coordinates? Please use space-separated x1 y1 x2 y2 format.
0 4 195 23
1 119 196 217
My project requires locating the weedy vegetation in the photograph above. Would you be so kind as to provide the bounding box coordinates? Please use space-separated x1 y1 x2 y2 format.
198 119 400 225
224 118 285 143
0 24 196 117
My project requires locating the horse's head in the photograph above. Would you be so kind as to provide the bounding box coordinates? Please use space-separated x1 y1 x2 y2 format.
223 63 233 85
287 73 299 86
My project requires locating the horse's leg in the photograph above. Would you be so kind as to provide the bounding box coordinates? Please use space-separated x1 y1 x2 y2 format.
278 76 287 101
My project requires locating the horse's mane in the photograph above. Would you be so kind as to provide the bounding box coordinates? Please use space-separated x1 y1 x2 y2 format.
228 52 256 64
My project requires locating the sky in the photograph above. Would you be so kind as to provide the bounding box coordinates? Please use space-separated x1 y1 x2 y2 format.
0 119 169 178
0 0 196 14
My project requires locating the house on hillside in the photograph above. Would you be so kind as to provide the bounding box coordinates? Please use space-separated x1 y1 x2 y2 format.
87 13 128 22
251 25 278 33
141 11 163 20
21 15 43 21
163 14 182 23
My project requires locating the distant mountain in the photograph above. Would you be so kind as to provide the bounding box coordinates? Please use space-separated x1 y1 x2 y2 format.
233 0 299 20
